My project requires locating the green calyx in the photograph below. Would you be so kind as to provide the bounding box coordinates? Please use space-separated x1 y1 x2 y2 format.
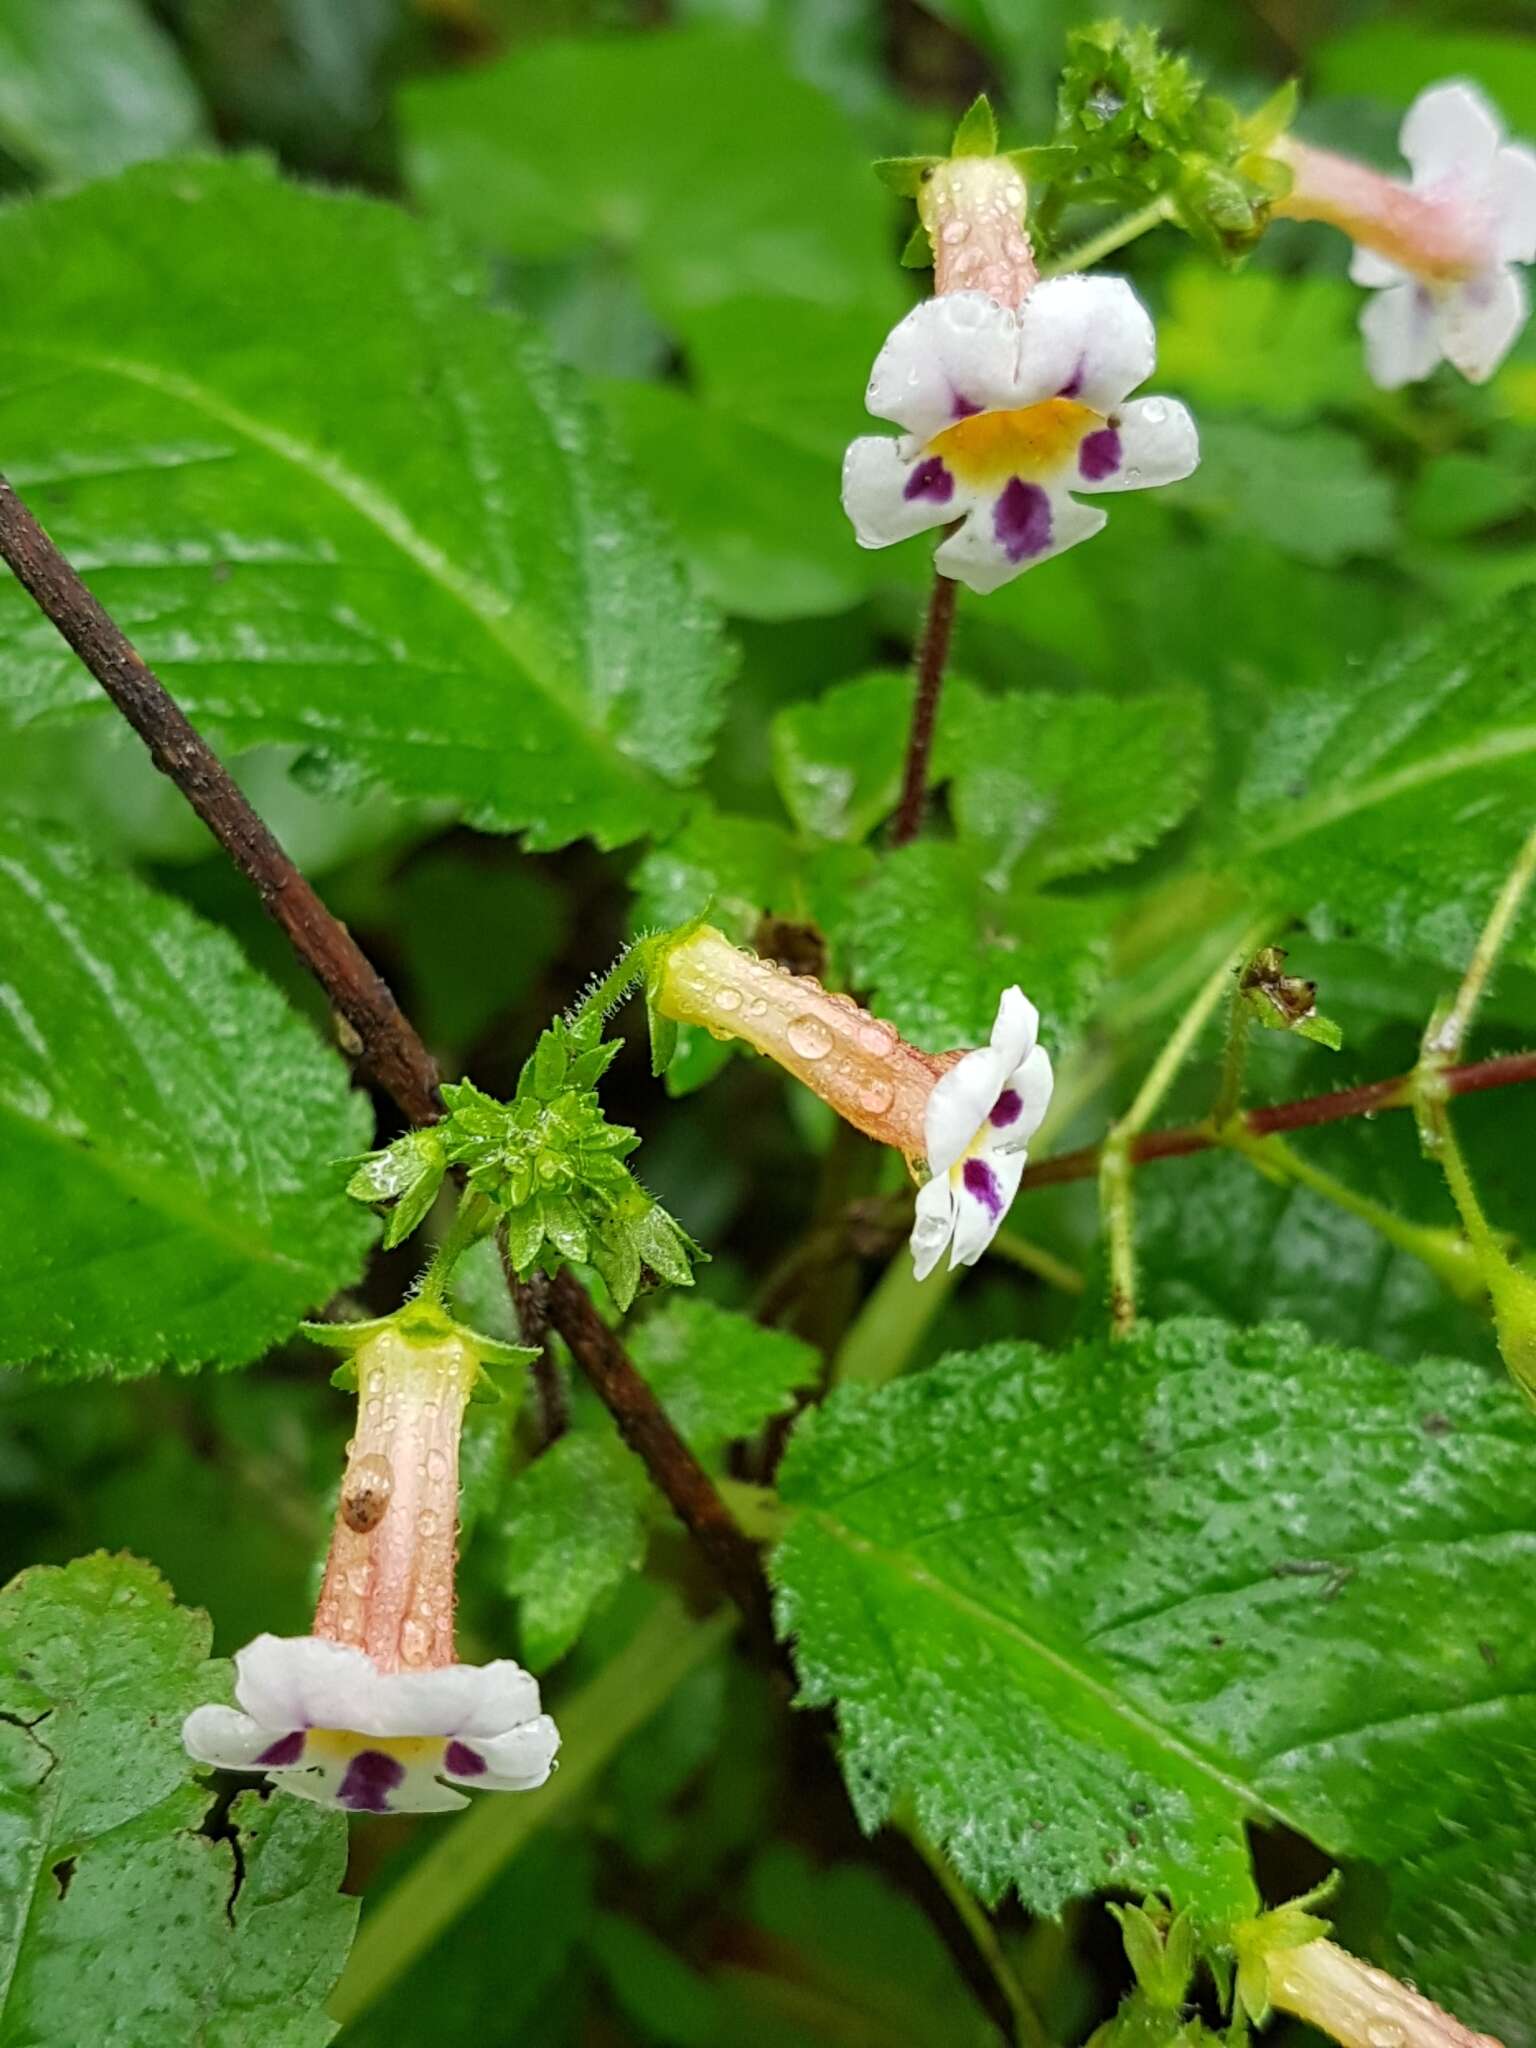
1230 1874 1338 2026
300 1295 535 1403
343 976 703 1315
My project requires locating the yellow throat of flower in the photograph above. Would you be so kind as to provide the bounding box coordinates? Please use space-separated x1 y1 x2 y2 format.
926 398 1101 487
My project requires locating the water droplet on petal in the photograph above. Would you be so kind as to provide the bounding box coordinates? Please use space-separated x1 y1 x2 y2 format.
713 987 743 1013
425 1448 448 1483
859 1081 895 1115
787 1015 834 1060
858 1021 897 1055
1140 398 1168 425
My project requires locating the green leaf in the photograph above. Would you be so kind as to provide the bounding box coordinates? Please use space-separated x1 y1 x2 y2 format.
0 0 206 181
1184 422 1397 566
772 1319 1536 1937
399 27 897 326
944 685 1212 886
0 827 373 1379
770 669 913 843
500 1428 649 1670
600 377 874 620
1155 266 1364 424
630 1297 816 1461
0 156 728 852
0 1554 354 2043
832 840 1116 1051
1231 590 1536 971
501 1303 814 1664
1315 29 1536 134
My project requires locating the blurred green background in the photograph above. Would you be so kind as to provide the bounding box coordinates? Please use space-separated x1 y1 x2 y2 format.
1 0 1534 2040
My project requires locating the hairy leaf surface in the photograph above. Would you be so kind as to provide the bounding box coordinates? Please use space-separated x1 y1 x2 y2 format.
0 1554 354 2044
0 157 727 849
773 1318 1536 1946
0 827 373 1377
1232 590 1536 969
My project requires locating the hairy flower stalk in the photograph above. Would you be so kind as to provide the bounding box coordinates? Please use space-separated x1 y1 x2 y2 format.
655 925 1053 1275
1271 83 1536 386
183 1315 558 1814
1265 1940 1504 2048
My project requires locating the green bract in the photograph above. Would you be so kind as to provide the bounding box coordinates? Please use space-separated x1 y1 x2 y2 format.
1052 21 1290 258
347 1013 701 1313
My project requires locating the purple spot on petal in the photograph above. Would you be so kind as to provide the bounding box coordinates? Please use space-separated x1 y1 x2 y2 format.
950 390 982 419
256 1729 306 1768
1079 427 1121 481
962 1157 1004 1219
338 1750 406 1814
990 1088 1023 1129
1059 357 1086 399
445 1740 487 1778
993 478 1052 562
904 456 953 504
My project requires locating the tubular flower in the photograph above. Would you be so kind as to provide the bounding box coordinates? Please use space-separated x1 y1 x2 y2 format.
1276 82 1536 387
841 278 1199 594
1265 1940 1503 2048
183 1322 558 1814
652 926 1052 1276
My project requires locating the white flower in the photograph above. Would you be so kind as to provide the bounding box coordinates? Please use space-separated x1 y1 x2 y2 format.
183 1633 559 1814
1353 81 1536 387
910 987 1053 1279
841 278 1198 596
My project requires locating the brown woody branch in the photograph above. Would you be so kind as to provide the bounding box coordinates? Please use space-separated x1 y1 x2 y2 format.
0 472 764 1625
1020 1049 1536 1194
0 475 444 1125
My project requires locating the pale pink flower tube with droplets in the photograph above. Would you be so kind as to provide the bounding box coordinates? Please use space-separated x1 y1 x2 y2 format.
1267 1941 1504 2048
313 1324 477 1672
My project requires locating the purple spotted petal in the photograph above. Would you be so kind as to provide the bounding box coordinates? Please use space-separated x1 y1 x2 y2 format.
904 456 954 504
1079 427 1121 481
445 1739 487 1777
338 1749 406 1813
256 1729 306 1768
990 1088 1023 1129
1058 357 1086 399
950 391 982 419
993 479 1052 563
962 1157 1003 1220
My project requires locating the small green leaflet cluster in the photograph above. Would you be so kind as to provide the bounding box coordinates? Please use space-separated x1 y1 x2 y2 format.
1051 22 1294 260
347 1012 700 1313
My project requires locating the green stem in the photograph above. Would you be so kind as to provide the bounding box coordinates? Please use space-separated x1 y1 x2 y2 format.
1429 819 1536 1062
329 1597 731 2030
415 1188 495 1307
905 1824 1052 2048
833 1252 958 1388
1223 1126 1487 1302
989 1230 1085 1295
1042 195 1174 277
1100 919 1272 1338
